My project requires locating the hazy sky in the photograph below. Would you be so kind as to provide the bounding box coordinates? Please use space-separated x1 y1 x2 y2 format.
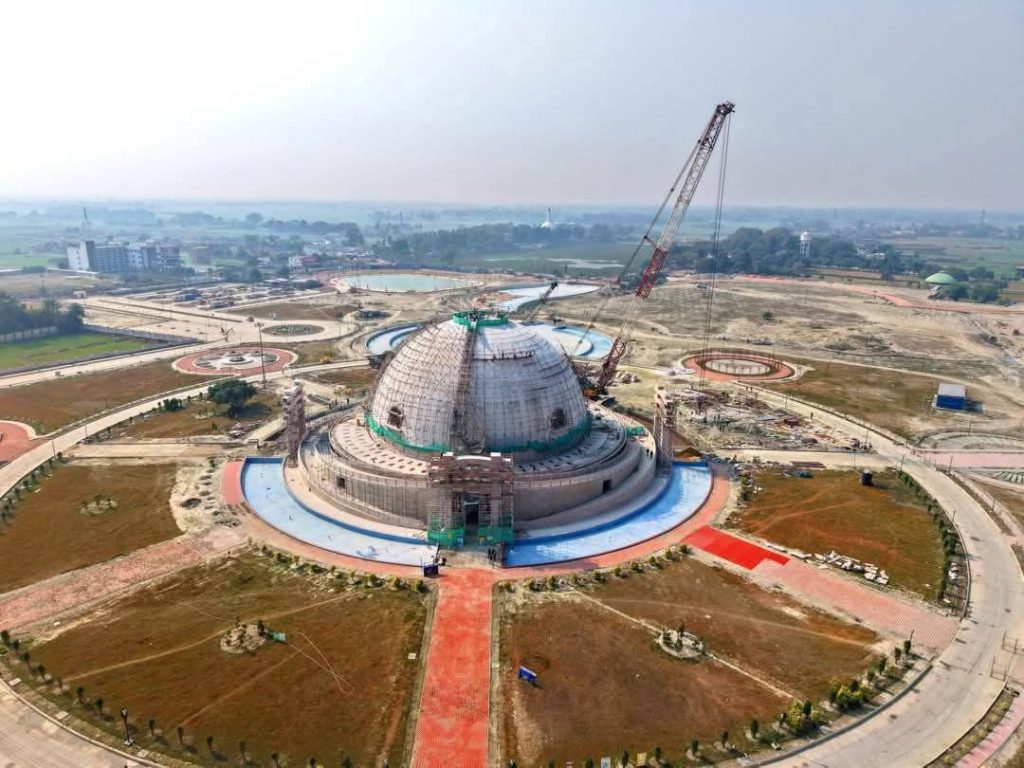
2 1 1021 209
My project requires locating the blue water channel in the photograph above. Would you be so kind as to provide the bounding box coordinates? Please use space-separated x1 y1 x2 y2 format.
242 457 711 568
504 462 712 567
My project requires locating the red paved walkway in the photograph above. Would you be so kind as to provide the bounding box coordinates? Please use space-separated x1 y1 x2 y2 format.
412 568 495 768
0 421 41 461
220 459 246 505
685 525 789 569
957 691 1024 767
682 353 795 383
174 346 296 375
0 527 242 630
753 558 958 650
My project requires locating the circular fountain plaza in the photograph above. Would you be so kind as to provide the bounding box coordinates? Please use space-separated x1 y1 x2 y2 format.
239 311 713 567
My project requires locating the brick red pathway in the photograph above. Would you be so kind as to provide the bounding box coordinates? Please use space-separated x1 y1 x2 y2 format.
412 568 496 768
0 421 41 462
685 525 789 569
220 459 246 505
174 346 296 375
753 558 958 650
957 691 1024 767
0 527 242 630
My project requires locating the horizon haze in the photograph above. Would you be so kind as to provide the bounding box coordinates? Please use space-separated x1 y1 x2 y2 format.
2 0 1021 210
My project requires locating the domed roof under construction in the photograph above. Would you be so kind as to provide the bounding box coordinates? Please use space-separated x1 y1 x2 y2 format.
367 311 590 458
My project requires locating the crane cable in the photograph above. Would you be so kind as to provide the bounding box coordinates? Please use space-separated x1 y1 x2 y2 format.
569 141 703 360
696 113 732 406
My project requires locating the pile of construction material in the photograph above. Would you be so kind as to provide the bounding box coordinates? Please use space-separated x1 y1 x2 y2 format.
812 550 889 586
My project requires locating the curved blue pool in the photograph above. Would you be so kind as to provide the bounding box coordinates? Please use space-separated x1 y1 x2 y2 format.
242 458 712 568
504 462 712 567
242 458 437 566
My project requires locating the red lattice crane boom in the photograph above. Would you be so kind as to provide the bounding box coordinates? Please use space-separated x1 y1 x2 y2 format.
595 101 734 393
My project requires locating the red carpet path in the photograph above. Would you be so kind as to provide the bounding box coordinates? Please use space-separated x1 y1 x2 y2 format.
412 568 495 768
684 525 789 569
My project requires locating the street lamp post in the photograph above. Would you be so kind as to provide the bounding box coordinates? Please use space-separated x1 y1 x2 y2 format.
256 322 267 387
120 707 133 746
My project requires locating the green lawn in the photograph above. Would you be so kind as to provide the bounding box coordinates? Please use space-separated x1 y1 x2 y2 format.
0 333 152 371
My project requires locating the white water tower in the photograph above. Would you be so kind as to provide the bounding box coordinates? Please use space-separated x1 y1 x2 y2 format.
799 230 812 258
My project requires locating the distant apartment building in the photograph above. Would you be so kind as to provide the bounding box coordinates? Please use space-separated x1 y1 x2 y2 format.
67 240 182 273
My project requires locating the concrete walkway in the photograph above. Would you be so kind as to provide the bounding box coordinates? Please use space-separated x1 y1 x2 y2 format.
0 685 137 767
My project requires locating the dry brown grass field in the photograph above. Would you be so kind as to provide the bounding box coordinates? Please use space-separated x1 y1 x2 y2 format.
498 555 878 766
0 462 181 593
0 362 200 432
24 555 428 767
731 469 945 600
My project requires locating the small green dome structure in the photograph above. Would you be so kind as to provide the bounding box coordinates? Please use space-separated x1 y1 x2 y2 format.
925 271 957 286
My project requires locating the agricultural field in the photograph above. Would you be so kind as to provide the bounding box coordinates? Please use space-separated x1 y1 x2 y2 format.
122 392 279 439
730 469 945 600
0 461 181 593
888 236 1024 277
497 556 878 766
0 332 153 371
228 300 356 322
21 555 428 768
0 361 200 432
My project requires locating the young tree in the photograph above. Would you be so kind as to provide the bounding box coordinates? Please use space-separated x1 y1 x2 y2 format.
720 730 729 748
75 685 84 704
750 719 759 738
206 735 215 755
148 718 156 738
621 750 630 767
689 739 699 757
903 638 912 656
893 647 903 664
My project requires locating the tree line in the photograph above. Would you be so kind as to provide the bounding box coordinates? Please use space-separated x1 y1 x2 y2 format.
0 293 84 335
373 222 634 263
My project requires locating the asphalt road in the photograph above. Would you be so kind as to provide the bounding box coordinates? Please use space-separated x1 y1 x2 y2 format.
747 388 1024 768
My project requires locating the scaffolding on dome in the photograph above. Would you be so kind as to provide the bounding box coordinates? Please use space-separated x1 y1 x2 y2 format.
653 385 680 472
427 452 515 548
